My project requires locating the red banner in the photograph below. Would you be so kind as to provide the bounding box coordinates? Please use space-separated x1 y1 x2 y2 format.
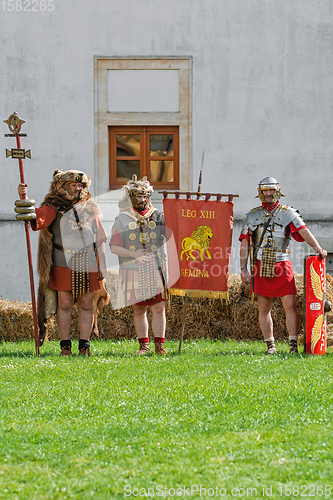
163 198 234 298
304 255 327 355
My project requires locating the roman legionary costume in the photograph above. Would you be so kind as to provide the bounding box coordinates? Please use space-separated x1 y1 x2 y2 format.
110 176 167 307
239 177 306 297
31 169 107 346
110 175 168 354
240 177 307 354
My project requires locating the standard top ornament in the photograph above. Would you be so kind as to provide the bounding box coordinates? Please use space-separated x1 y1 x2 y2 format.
3 112 25 134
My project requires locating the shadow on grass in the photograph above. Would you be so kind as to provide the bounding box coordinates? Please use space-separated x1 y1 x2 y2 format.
0 349 321 360
0 339 332 359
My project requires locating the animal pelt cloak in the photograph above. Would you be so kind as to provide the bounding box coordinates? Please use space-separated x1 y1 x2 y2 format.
37 169 103 345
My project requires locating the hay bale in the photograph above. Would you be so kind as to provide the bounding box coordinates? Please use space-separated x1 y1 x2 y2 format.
1 271 332 345
0 299 35 341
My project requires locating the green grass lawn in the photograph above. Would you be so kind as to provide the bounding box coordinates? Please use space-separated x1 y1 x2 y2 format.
0 339 332 499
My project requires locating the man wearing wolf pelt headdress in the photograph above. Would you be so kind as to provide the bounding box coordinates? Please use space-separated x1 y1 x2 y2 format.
110 175 168 355
18 169 108 356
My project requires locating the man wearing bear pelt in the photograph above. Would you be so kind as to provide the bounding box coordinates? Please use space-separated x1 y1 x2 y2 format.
18 170 108 356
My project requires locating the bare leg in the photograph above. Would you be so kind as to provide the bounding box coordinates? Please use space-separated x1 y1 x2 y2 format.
57 291 74 340
257 295 273 340
150 301 166 338
77 292 94 341
151 300 167 354
132 304 149 339
281 294 299 338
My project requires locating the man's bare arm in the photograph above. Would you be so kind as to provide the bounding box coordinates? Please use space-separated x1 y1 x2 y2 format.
110 245 150 263
298 228 327 259
240 238 250 283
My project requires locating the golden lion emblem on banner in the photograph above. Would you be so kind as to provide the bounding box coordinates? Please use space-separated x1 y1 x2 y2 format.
180 225 213 262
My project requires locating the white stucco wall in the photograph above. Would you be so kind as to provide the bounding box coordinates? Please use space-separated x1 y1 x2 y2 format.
1 0 333 300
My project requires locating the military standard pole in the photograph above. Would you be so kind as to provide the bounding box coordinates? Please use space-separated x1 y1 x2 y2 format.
178 152 205 352
178 291 188 352
4 112 39 356
196 151 204 200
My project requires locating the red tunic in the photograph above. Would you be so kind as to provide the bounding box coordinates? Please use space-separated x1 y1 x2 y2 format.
32 206 106 292
239 221 306 297
252 260 296 296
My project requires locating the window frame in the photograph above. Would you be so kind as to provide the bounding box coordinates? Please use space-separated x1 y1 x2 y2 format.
109 125 179 190
94 57 192 199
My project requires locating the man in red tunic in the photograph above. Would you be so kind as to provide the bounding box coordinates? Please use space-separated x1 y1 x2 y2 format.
239 177 327 354
110 175 168 355
18 169 107 356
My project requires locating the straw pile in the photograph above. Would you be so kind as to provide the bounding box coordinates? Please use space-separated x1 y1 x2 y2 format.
1 271 332 345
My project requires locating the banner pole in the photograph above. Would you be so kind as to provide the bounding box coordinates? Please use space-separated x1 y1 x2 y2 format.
196 151 204 199
158 190 239 198
178 291 188 352
179 152 204 351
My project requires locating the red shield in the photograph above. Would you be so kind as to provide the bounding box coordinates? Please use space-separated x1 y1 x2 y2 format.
304 255 327 355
